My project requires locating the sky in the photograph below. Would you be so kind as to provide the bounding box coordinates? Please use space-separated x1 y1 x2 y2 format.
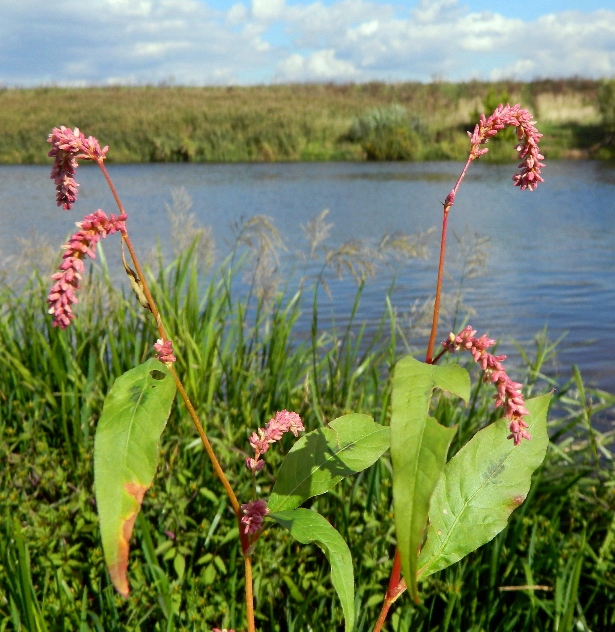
1 0 614 86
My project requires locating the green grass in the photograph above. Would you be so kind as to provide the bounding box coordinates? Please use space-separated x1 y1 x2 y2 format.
0 78 607 164
0 240 614 631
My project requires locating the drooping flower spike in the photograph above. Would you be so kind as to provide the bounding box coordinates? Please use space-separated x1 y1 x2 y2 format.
47 210 127 329
468 103 544 191
48 126 109 210
442 326 531 445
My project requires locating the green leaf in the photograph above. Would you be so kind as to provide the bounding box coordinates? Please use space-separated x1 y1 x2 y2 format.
418 394 551 579
268 413 390 514
94 359 176 597
271 509 354 632
391 355 469 603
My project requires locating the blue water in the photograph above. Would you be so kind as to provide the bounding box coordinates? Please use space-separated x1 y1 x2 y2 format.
2 160 614 398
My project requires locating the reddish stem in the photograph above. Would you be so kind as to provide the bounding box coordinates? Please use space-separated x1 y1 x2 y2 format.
97 159 129 216
374 154 476 631
95 158 255 631
425 204 450 363
244 555 255 632
425 154 473 363
373 550 402 632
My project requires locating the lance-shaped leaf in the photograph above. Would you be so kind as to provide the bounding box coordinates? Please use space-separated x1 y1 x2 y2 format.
391 355 469 603
268 413 390 514
94 359 176 597
271 509 354 632
417 393 551 579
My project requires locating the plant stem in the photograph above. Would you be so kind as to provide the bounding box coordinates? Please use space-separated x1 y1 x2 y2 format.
373 550 403 632
425 204 450 363
425 154 473 363
244 554 256 632
96 158 256 630
373 154 476 632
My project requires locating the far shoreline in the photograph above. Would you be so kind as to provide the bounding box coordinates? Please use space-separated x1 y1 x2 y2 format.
0 79 611 164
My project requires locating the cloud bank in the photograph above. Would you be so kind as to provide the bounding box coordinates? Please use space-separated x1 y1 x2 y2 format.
1 0 614 86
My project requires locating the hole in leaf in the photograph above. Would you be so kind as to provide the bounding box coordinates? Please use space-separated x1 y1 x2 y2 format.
149 369 166 381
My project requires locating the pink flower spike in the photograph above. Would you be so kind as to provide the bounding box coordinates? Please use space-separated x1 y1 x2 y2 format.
241 499 269 535
48 126 109 209
212 628 236 632
154 338 176 364
266 410 305 439
468 104 544 191
442 325 531 444
245 410 305 473
47 210 127 329
249 429 270 457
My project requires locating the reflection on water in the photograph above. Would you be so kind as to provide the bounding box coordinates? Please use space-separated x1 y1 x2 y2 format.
1 160 614 401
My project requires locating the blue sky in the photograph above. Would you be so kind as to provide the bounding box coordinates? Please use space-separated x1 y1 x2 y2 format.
1 0 614 86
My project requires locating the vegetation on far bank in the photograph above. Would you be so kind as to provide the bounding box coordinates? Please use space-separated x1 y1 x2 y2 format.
2 78 615 164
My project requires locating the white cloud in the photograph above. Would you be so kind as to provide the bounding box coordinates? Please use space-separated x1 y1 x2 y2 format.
349 20 379 39
0 0 614 86
276 49 359 81
489 59 537 82
0 0 276 85
132 42 192 58
412 0 466 24
227 3 249 25
106 0 154 17
279 1 615 81
251 0 285 22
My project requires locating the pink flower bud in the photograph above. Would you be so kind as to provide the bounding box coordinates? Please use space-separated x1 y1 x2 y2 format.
241 499 269 535
154 339 176 364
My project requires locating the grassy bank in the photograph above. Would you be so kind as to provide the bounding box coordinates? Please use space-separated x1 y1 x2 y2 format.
0 79 608 164
1 237 614 630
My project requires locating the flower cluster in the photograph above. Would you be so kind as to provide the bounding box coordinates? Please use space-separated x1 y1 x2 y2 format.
246 410 305 473
154 339 176 364
442 326 531 445
47 210 127 329
212 628 235 632
240 499 269 535
48 126 109 210
468 104 544 191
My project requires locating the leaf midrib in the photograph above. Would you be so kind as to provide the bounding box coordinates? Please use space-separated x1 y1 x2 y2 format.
119 376 156 485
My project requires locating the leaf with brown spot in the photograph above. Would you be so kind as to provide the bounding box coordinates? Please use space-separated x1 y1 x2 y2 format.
94 359 176 596
417 394 551 580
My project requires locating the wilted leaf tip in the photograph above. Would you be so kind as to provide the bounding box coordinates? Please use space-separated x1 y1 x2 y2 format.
108 481 149 598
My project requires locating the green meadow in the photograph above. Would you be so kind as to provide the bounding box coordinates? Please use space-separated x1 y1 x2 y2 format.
0 78 611 164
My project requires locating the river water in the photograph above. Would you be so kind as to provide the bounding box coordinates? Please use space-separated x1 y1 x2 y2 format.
2 160 614 397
